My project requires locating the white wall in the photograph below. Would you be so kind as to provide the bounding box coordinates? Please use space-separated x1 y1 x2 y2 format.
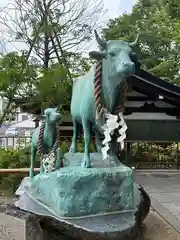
0 96 8 115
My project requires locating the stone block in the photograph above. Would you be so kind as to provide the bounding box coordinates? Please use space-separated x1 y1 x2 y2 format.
0 207 43 240
12 183 151 240
16 152 134 218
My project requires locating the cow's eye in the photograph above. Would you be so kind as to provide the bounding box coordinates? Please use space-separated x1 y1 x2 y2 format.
109 52 115 57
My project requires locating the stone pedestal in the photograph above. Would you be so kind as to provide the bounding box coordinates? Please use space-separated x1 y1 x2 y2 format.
16 157 133 218
3 183 150 240
12 153 150 240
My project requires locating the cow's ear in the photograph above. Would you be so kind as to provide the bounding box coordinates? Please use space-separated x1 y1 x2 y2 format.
130 52 141 68
89 51 106 60
36 114 46 121
130 52 138 63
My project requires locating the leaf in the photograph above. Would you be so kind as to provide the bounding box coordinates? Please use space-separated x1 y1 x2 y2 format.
102 1 180 85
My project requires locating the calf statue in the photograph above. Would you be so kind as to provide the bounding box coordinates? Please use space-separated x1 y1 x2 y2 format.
29 107 63 178
70 30 139 167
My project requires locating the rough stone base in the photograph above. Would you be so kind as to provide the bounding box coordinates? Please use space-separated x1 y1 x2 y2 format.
5 184 150 240
15 153 134 218
11 152 151 239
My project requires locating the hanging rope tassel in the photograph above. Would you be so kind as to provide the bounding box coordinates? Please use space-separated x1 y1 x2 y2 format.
94 60 106 120
37 121 45 155
93 61 128 159
37 122 62 173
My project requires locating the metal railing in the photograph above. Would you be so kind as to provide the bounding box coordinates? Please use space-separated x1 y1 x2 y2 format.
0 136 179 169
0 137 179 193
121 141 180 169
0 136 31 149
0 168 40 174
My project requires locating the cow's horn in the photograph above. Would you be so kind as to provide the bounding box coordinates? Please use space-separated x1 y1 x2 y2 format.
129 34 139 47
94 30 106 49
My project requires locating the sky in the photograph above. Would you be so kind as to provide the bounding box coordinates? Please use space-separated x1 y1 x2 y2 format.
0 0 138 53
0 0 137 14
103 0 137 20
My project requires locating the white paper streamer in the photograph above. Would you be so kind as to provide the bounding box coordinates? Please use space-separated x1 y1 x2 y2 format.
42 152 55 173
101 112 127 160
117 112 128 150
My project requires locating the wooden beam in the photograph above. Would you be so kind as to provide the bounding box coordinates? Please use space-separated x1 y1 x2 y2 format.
0 168 40 174
128 76 180 107
127 96 157 101
131 85 180 108
124 106 179 115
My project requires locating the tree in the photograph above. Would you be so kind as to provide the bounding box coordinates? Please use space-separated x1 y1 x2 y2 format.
17 51 92 115
0 51 37 124
0 49 92 122
0 0 102 119
0 0 104 69
102 0 180 85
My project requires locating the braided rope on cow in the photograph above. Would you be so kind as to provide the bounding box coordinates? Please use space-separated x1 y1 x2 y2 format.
37 121 61 172
94 60 128 117
94 60 128 157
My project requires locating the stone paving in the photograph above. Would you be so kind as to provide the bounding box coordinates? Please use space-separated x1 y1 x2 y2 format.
134 171 180 232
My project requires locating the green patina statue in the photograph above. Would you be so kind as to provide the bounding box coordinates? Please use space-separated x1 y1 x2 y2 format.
70 30 138 167
29 107 63 178
15 30 150 240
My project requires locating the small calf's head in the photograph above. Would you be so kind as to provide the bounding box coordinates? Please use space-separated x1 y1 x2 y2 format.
37 108 61 125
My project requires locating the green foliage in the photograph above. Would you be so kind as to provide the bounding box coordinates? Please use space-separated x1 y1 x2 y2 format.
0 50 92 116
0 52 38 122
129 142 179 169
60 140 94 153
0 52 37 97
35 63 72 112
0 139 95 192
0 148 40 192
0 139 179 193
102 0 180 85
0 0 99 117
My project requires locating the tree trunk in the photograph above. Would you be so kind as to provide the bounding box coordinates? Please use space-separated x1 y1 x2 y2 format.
43 32 49 69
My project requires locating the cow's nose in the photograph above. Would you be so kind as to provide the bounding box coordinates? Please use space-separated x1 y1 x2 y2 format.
123 62 135 72
123 61 134 67
55 114 61 120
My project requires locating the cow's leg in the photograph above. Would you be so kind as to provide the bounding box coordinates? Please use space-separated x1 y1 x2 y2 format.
55 147 63 170
29 146 36 179
69 118 78 153
82 118 91 168
94 131 103 153
109 135 120 165
40 154 44 174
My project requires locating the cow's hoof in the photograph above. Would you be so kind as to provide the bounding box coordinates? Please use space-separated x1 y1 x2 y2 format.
81 162 91 168
69 146 76 153
81 157 91 168
96 147 102 153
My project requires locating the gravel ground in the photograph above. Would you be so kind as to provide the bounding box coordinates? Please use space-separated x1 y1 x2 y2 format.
140 209 180 240
0 195 179 239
